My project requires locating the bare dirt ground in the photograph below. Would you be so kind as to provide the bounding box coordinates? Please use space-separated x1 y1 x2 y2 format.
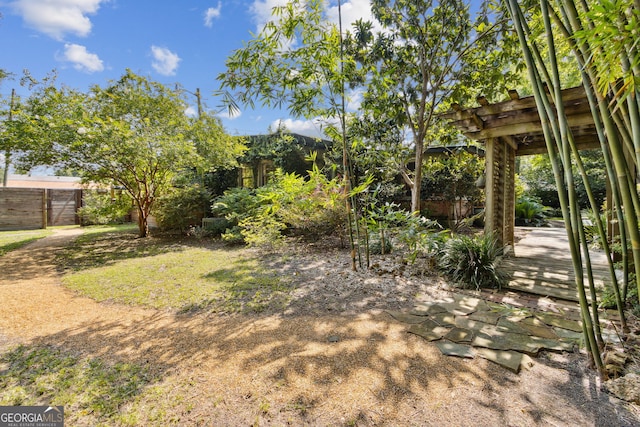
1 228 639 426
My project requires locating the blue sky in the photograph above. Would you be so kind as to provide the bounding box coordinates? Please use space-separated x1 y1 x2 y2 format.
0 0 378 138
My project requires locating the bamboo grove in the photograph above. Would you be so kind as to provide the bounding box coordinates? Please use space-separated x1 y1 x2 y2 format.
504 0 639 376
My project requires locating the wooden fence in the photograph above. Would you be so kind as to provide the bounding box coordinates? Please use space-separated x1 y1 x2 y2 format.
0 188 82 230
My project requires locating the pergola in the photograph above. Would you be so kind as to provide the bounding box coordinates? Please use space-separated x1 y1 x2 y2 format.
441 85 598 249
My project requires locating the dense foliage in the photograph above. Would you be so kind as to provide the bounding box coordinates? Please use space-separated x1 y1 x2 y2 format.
78 190 132 226
518 151 606 210
504 0 640 373
212 165 347 245
438 233 509 290
514 195 551 226
420 148 484 224
154 183 212 233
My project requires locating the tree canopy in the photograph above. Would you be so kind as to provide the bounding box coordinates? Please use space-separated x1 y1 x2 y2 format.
354 0 522 212
218 0 521 214
16 70 244 237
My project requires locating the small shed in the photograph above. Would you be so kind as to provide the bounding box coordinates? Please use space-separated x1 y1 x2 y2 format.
239 132 332 188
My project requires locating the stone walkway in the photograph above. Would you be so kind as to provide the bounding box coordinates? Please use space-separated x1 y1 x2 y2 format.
388 227 619 373
387 293 582 373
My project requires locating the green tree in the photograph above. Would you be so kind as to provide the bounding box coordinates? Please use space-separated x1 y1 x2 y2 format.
519 151 606 210
217 0 365 268
349 0 521 213
421 148 484 226
18 70 243 237
0 88 13 186
217 0 351 131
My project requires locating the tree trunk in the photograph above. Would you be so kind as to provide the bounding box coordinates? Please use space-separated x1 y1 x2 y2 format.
136 204 151 238
411 140 425 214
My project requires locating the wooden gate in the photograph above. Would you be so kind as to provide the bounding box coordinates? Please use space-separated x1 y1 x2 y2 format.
47 189 82 226
0 188 82 230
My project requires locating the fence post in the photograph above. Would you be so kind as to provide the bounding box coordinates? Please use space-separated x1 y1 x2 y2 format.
42 189 48 229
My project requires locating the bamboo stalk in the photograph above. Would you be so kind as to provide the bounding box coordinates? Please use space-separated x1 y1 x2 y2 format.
558 0 640 310
506 0 605 373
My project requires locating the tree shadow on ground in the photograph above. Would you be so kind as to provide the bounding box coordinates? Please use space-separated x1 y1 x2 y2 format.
8 309 635 426
54 230 202 273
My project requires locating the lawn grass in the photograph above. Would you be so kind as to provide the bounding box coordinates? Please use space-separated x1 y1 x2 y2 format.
0 228 54 256
58 226 290 314
0 344 154 427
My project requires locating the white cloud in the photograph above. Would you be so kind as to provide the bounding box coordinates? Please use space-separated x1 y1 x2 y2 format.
271 118 330 139
185 106 198 117
249 0 381 34
217 107 242 120
326 0 382 34
11 0 106 40
150 46 181 76
249 0 288 31
204 2 222 27
346 88 363 111
60 43 104 73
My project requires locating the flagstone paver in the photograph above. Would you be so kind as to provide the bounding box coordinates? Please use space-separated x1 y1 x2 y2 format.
386 310 430 324
472 331 544 356
553 328 584 341
389 295 580 371
534 312 583 332
467 310 502 325
444 327 473 343
434 341 475 359
410 303 449 316
474 348 523 373
389 227 623 372
407 320 450 342
517 317 559 339
430 312 457 327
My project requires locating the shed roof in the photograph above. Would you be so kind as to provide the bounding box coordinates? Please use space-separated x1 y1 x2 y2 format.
5 174 85 189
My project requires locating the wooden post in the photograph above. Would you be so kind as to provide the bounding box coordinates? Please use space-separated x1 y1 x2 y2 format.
75 189 83 225
484 137 516 251
42 189 48 229
503 139 516 251
484 137 499 242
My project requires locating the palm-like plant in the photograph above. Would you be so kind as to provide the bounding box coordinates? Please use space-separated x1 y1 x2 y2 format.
438 233 509 290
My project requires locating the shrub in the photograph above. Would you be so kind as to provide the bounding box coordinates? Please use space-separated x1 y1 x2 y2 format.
212 187 263 244
201 217 232 235
438 233 509 290
394 214 443 263
583 208 607 249
186 225 211 239
368 232 394 255
154 184 211 233
212 166 347 245
239 215 286 248
275 170 347 240
515 196 550 226
78 190 131 225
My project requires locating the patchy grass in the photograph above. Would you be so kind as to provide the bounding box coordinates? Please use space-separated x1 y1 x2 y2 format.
0 344 154 426
58 226 291 314
81 223 139 236
0 228 53 256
